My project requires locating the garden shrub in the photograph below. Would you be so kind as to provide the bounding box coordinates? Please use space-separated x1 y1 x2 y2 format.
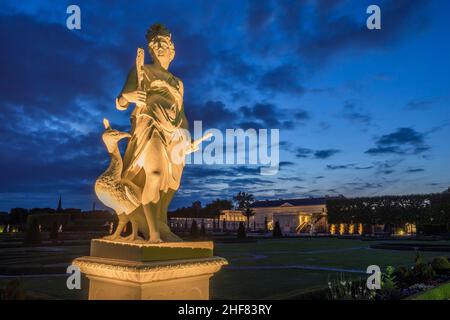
0 279 26 300
237 222 246 239
190 220 199 238
24 218 41 244
431 256 450 274
272 221 282 238
49 221 59 242
200 220 206 237
395 254 439 290
379 266 401 299
413 254 436 283
394 266 414 288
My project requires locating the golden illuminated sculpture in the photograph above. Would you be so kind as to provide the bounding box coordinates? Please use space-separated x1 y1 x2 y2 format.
74 24 226 300
95 24 206 243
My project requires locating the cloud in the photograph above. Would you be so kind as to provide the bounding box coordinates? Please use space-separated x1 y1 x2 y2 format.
406 168 425 173
378 128 424 145
341 102 371 125
314 149 340 159
229 177 274 187
0 13 118 208
344 182 383 192
237 102 299 129
0 14 116 117
295 147 340 159
278 177 305 182
246 0 274 36
296 0 432 68
295 148 314 158
310 87 336 95
373 159 403 175
326 164 355 170
365 128 429 155
406 99 434 110
240 103 280 127
326 163 374 170
366 146 405 155
185 100 235 129
354 165 374 170
212 50 258 84
258 64 306 95
294 110 311 120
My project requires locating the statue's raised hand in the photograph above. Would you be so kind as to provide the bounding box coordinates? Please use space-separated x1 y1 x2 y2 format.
122 90 147 106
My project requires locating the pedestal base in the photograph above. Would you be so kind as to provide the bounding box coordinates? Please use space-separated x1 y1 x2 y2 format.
72 240 227 300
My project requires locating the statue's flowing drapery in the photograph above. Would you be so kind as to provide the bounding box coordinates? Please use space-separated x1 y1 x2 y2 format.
116 65 189 205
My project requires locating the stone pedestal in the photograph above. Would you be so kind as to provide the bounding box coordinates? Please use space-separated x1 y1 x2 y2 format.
72 239 227 300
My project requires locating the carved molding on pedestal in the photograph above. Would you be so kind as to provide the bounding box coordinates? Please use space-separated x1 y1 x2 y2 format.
73 255 227 284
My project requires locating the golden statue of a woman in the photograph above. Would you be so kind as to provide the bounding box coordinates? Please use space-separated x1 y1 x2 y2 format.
112 24 191 242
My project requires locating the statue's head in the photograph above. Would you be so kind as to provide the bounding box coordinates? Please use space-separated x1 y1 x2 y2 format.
146 24 175 68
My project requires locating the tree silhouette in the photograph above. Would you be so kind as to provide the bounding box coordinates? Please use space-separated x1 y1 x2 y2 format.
233 192 255 230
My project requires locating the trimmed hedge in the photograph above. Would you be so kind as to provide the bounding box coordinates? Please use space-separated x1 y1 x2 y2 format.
327 193 450 228
25 213 70 231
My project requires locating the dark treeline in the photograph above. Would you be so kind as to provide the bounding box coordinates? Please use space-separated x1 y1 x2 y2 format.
169 199 233 218
0 207 113 226
327 192 450 231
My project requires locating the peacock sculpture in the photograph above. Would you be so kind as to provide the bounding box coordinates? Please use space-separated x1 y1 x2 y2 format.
95 119 147 241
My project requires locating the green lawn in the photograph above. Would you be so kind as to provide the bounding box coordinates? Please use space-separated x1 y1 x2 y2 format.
1 237 449 299
409 281 450 300
211 238 450 299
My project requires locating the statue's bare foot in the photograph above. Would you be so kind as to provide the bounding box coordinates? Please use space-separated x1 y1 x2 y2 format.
149 235 162 243
147 230 162 243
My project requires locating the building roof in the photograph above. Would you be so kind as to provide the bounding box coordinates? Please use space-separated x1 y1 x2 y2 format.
250 197 338 208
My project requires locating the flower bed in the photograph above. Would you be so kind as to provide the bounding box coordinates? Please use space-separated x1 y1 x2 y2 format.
322 254 450 300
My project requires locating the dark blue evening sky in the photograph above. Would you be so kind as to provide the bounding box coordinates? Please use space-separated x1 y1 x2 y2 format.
0 0 449 211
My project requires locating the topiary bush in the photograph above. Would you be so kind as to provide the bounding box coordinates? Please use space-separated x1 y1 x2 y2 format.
431 256 450 274
394 266 414 288
49 221 59 242
200 220 206 237
272 221 283 238
24 218 41 244
413 253 436 283
190 220 199 239
237 222 246 239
